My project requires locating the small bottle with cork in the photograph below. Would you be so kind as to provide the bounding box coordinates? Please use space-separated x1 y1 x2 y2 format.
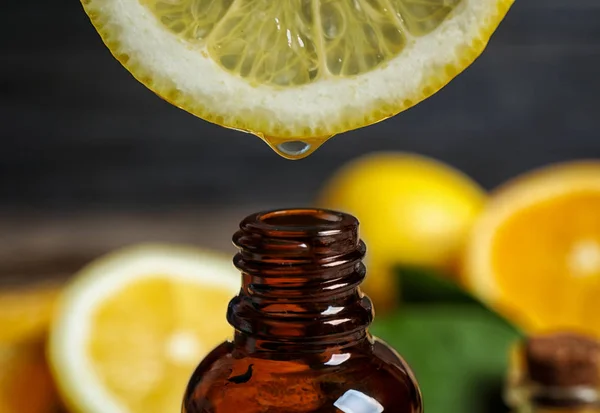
182 208 423 413
505 332 600 413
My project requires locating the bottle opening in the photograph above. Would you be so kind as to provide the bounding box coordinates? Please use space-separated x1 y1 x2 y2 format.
235 208 362 266
230 208 371 347
259 209 344 229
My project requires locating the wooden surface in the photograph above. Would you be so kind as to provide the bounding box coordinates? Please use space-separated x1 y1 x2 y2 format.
0 208 263 285
2 0 600 285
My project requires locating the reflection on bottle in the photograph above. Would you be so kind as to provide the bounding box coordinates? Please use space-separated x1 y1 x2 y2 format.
334 389 384 413
324 353 351 366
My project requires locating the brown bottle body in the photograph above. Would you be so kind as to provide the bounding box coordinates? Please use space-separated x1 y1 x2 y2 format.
182 209 423 413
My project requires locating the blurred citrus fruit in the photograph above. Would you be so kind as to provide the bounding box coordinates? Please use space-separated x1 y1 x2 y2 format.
462 161 600 335
80 0 513 157
318 152 486 310
0 283 61 344
0 283 64 413
48 244 239 413
0 341 63 413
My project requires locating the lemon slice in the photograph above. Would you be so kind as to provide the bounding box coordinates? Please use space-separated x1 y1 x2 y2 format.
81 0 514 158
48 244 239 413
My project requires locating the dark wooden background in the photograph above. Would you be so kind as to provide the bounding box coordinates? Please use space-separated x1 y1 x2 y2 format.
2 0 599 212
1 0 600 282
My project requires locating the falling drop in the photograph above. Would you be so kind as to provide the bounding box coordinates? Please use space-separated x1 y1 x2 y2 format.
278 140 311 156
260 135 334 160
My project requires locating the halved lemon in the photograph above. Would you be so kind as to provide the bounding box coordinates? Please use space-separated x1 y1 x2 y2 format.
462 162 600 335
48 244 239 413
81 0 514 158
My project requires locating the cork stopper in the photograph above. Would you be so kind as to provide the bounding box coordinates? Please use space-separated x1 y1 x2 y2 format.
524 332 600 387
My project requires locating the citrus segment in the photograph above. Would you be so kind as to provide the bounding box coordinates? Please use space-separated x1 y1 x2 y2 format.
81 0 514 152
319 0 406 77
392 0 463 36
48 245 240 413
140 0 459 85
88 277 234 413
463 162 600 335
138 0 235 43
210 0 320 86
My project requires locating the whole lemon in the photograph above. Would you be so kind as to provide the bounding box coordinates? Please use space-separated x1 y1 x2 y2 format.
317 152 486 311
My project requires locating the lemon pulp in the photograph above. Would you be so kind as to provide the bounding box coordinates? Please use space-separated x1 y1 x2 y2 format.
140 0 436 86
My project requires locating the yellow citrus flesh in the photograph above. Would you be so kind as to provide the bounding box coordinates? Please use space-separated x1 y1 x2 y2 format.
48 245 240 413
140 0 468 86
463 162 600 335
141 0 411 86
317 152 486 311
88 278 235 413
81 0 514 154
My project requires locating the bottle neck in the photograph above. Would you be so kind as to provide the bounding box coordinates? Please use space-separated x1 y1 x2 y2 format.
226 209 374 355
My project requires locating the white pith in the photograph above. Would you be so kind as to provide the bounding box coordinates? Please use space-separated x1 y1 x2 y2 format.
85 0 503 132
49 245 240 413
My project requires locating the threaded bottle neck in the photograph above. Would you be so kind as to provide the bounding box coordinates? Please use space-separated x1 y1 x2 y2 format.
227 208 373 353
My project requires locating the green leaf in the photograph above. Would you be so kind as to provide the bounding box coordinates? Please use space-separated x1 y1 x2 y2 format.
371 305 523 413
396 265 476 305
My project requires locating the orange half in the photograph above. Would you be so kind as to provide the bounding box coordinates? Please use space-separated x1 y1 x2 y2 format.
463 161 600 335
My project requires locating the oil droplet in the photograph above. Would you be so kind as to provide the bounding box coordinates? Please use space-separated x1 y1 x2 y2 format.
278 140 311 156
260 135 334 160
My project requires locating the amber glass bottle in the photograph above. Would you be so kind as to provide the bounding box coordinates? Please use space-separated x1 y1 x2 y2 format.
182 208 423 413
505 333 600 413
